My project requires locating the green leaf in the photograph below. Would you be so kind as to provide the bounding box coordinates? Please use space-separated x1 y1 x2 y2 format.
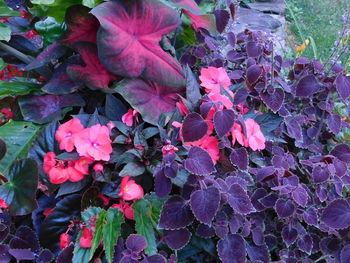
81 206 103 223
82 0 103 8
73 230 90 263
119 162 145 177
0 0 21 16
103 208 124 263
35 17 65 47
0 158 38 215
0 22 11 42
31 0 56 4
0 81 41 99
90 210 107 260
0 121 42 176
0 58 5 70
133 193 165 256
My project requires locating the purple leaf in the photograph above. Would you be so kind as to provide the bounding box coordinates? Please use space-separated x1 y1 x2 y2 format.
282 226 298 247
233 88 248 105
297 234 313 254
336 75 350 100
164 162 178 179
115 79 184 125
154 167 172 198
227 184 255 215
334 159 347 177
246 243 269 263
291 185 308 207
260 88 284 113
91 0 185 87
285 116 302 141
190 187 220 224
251 227 264 246
158 196 194 230
303 207 318 226
217 234 246 263
182 113 208 142
38 249 53 263
67 43 118 90
230 148 248 170
331 144 350 163
19 94 85 124
251 188 268 211
0 245 11 263
259 193 278 208
320 199 350 229
184 146 215 175
312 166 330 183
246 65 262 85
214 10 230 33
327 114 341 134
227 32 236 46
196 223 215 238
275 199 295 218
163 229 191 250
141 254 167 263
8 249 35 261
341 244 350 263
246 41 262 57
126 234 147 253
62 5 99 44
214 109 236 137
296 75 320 97
56 244 74 263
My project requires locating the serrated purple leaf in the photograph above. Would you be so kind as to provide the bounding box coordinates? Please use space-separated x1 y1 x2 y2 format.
227 184 255 215
259 193 278 208
215 224 228 239
9 249 35 260
251 188 268 211
214 10 230 33
303 207 318 226
163 229 191 250
341 244 350 263
260 88 284 113
327 114 341 134
296 75 321 97
246 41 262 57
331 144 350 163
158 196 194 229
230 147 248 170
246 65 262 84
196 223 215 238
190 187 220 224
282 226 298 247
251 227 264 246
38 249 54 263
141 254 167 263
297 234 313 254
320 199 350 229
217 234 246 263
275 199 295 218
246 243 269 263
182 113 208 142
227 32 236 46
285 116 302 141
214 109 236 137
233 88 248 105
154 167 172 198
184 146 215 175
292 185 308 207
312 166 330 183
126 234 147 253
336 75 350 100
0 245 11 263
334 159 347 177
56 244 74 263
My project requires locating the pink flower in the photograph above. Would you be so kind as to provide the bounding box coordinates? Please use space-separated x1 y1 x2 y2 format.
60 233 70 249
207 91 234 109
119 176 144 201
245 118 266 151
66 162 85 182
80 228 93 248
48 165 69 184
111 202 134 220
122 109 138 127
183 10 215 33
176 100 190 116
161 144 179 156
231 122 246 147
74 124 112 161
199 67 231 93
237 104 249 114
74 157 93 175
55 118 84 152
43 152 57 174
93 163 104 172
186 136 220 164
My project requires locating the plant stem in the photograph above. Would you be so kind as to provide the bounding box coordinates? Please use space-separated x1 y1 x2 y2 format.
0 41 33 64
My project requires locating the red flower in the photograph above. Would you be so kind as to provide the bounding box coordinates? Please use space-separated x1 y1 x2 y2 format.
111 202 134 220
119 176 144 201
25 30 39 39
97 193 110 206
59 233 70 249
1 108 13 119
80 228 93 248
0 199 8 209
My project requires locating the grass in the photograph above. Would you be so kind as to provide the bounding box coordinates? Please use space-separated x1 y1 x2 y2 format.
285 0 349 64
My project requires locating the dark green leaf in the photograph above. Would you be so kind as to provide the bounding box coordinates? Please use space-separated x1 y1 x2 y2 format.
119 162 145 177
0 22 11 41
0 0 21 16
0 138 6 161
0 81 41 99
35 17 65 48
0 158 38 216
90 210 107 260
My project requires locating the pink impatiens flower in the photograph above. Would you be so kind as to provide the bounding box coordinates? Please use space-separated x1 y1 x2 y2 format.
122 109 138 127
55 118 84 152
231 119 266 151
74 124 112 161
119 176 144 201
199 67 231 93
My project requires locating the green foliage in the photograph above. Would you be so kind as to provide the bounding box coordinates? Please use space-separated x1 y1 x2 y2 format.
73 230 91 263
35 17 65 47
0 22 11 42
133 193 165 256
0 158 38 215
0 0 20 16
0 121 42 176
0 81 41 99
90 210 107 260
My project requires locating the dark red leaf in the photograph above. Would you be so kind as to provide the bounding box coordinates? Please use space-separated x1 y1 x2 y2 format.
182 113 208 142
91 0 185 87
67 43 118 90
295 75 320 97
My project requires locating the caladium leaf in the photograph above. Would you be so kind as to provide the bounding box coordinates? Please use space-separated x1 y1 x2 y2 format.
190 187 220 225
62 5 99 44
217 234 246 263
182 113 208 142
91 0 185 87
214 109 235 137
184 146 215 175
168 0 202 14
114 79 184 125
163 229 191 250
67 42 118 90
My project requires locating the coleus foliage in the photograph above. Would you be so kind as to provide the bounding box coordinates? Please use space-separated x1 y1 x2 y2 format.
0 0 350 262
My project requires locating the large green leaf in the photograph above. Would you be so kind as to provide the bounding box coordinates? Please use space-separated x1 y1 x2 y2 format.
0 22 11 41
0 0 21 16
133 193 165 256
90 210 107 260
73 230 90 263
0 81 41 99
103 208 124 263
0 121 41 176
35 17 65 48
0 158 38 216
